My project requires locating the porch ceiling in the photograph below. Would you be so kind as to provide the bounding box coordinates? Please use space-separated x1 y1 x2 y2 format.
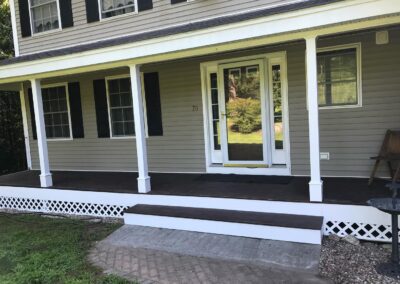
0 171 392 205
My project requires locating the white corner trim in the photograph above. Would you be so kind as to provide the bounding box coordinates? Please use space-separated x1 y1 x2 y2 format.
8 0 19 57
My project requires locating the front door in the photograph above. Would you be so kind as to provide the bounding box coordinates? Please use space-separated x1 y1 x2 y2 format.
218 60 267 165
204 54 288 167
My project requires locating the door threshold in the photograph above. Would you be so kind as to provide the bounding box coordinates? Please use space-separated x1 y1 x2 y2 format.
207 165 290 176
223 164 269 168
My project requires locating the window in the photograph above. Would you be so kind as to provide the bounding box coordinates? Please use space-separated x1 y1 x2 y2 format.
100 0 136 19
30 0 60 34
106 77 135 137
317 45 360 108
42 85 72 139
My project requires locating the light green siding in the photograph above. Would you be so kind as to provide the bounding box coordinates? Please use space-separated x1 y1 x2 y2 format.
26 28 400 177
15 0 293 55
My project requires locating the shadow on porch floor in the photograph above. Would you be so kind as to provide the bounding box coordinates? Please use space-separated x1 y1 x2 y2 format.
0 170 392 205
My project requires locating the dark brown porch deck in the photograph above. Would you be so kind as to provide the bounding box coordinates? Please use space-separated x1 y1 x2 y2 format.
0 170 392 205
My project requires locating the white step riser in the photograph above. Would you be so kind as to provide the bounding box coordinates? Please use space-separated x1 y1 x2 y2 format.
124 213 323 245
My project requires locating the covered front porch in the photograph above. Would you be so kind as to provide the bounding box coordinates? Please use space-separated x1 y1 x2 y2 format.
0 170 391 205
0 1 399 207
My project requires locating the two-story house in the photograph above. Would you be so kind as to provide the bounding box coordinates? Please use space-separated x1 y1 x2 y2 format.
0 0 399 244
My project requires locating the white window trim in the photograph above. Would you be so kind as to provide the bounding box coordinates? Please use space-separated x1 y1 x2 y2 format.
41 82 73 142
317 42 362 110
105 74 148 139
98 0 139 22
28 0 62 36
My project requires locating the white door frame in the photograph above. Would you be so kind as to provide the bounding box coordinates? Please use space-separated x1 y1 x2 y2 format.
200 52 291 175
269 56 290 165
205 65 223 164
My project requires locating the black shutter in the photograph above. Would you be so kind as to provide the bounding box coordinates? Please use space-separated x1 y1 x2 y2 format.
60 0 74 28
68 82 84 138
138 0 153 11
171 0 186 4
18 0 31 37
85 0 100 23
93 79 110 138
144 72 163 136
27 89 37 140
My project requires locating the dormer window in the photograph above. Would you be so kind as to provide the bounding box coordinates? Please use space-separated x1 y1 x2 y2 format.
30 0 60 34
100 0 136 19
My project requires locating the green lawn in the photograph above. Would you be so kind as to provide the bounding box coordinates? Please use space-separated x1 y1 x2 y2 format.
0 213 131 284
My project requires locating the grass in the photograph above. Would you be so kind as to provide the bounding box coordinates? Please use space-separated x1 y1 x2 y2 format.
0 213 131 284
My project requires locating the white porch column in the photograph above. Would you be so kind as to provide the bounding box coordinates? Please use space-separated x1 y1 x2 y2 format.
305 36 323 202
129 64 151 193
30 79 53 187
19 85 32 170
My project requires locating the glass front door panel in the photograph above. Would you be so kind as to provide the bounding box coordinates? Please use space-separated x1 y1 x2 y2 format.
223 64 263 161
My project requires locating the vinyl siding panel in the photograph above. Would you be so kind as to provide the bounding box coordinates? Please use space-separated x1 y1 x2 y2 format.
15 0 296 55
315 29 400 177
25 29 400 177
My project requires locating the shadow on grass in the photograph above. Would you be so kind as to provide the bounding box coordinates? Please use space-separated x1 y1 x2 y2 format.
0 213 134 284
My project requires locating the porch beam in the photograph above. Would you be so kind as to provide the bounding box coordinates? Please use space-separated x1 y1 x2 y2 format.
129 64 151 193
30 79 52 187
305 36 323 202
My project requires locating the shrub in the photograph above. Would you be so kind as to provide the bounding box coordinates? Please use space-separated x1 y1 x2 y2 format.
226 98 261 134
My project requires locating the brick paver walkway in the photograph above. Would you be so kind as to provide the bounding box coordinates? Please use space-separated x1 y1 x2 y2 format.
89 225 327 284
89 245 326 284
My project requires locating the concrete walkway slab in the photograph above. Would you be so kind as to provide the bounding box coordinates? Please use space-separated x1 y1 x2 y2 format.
89 225 326 283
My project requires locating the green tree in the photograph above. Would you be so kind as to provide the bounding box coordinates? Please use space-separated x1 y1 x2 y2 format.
0 0 13 58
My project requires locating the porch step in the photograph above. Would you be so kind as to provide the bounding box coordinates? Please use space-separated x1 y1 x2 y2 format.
123 205 324 244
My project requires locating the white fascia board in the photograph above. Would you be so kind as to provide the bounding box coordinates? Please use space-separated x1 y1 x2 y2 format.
0 0 399 83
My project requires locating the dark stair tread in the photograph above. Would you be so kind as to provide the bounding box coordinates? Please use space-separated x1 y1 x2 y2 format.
125 204 323 230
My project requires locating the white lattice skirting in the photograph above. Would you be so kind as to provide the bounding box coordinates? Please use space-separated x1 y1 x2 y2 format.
0 196 127 218
324 220 395 242
0 187 396 242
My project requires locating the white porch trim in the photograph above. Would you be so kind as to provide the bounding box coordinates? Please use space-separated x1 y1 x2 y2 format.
129 64 151 193
305 36 323 202
30 79 52 187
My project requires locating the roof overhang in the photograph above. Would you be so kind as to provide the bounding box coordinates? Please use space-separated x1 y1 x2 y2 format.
0 0 399 85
